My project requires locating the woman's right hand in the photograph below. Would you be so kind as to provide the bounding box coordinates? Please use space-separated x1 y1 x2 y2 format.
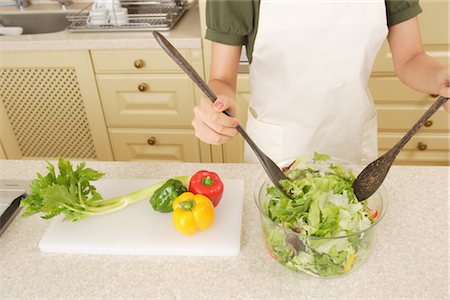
193 42 243 144
192 94 240 145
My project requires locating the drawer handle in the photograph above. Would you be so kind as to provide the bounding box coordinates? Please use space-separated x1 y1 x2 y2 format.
138 83 149 92
417 142 427 151
429 94 439 98
424 120 433 127
134 59 145 69
147 137 156 145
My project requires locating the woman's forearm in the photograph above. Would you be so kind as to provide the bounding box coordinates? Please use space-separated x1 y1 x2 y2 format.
208 42 241 102
396 52 443 95
388 17 447 97
208 78 237 101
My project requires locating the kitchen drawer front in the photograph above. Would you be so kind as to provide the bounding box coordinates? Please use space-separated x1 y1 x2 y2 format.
379 133 449 166
109 128 201 162
377 105 449 132
369 76 438 104
379 132 449 151
91 49 190 73
97 74 195 128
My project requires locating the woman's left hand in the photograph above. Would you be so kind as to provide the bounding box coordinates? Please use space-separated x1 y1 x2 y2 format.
436 65 450 113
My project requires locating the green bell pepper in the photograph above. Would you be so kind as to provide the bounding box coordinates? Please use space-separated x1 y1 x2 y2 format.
149 178 188 213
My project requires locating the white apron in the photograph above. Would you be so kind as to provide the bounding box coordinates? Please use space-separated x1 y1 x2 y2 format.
244 0 388 164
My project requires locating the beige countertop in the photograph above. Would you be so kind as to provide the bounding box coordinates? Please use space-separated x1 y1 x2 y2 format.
0 159 448 299
0 2 201 51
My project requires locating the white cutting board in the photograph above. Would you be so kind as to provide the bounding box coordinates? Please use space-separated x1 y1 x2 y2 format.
39 178 244 256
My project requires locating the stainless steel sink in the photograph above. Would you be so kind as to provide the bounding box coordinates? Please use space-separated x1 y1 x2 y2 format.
0 11 71 34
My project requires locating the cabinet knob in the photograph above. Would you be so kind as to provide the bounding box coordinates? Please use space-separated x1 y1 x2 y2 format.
429 94 439 98
417 142 427 151
424 120 433 127
147 137 156 145
133 59 145 69
138 83 149 92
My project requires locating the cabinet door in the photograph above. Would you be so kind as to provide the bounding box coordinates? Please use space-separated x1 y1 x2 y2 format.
109 128 201 162
96 74 195 128
0 51 113 160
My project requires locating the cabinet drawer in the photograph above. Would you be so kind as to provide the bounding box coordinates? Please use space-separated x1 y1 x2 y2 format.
379 150 449 166
97 74 195 128
377 105 449 132
379 132 449 151
379 133 449 166
109 128 201 162
91 49 190 73
369 76 438 104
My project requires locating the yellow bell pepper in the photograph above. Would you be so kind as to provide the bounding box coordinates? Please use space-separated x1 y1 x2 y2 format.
172 192 214 236
343 253 356 273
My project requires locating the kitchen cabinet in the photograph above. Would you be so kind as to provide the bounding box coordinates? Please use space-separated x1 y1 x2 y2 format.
90 49 211 162
198 0 449 165
0 50 113 160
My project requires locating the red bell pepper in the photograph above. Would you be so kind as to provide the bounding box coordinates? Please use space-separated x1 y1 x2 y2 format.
367 207 380 220
371 209 379 220
188 170 224 207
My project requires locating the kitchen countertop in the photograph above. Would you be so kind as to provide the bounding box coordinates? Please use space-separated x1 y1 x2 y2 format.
0 159 448 299
0 2 201 51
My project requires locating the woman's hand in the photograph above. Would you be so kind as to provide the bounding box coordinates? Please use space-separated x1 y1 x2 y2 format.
192 94 239 145
436 65 450 113
192 42 243 145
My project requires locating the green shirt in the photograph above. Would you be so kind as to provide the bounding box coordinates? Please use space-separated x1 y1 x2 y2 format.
205 0 422 63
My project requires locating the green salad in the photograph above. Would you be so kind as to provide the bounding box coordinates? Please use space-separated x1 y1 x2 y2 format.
260 153 380 277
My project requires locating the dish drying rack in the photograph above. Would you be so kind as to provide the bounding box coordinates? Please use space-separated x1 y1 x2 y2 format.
67 0 188 32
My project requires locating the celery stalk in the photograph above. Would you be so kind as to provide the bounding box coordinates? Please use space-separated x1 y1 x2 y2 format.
20 158 191 221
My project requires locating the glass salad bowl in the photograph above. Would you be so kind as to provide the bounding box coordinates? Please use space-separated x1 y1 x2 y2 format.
254 154 388 278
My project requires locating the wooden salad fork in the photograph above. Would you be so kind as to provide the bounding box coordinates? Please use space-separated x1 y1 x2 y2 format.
353 96 449 201
153 31 292 199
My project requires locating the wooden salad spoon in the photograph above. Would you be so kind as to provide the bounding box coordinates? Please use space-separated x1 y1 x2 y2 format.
353 95 449 201
152 31 292 199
